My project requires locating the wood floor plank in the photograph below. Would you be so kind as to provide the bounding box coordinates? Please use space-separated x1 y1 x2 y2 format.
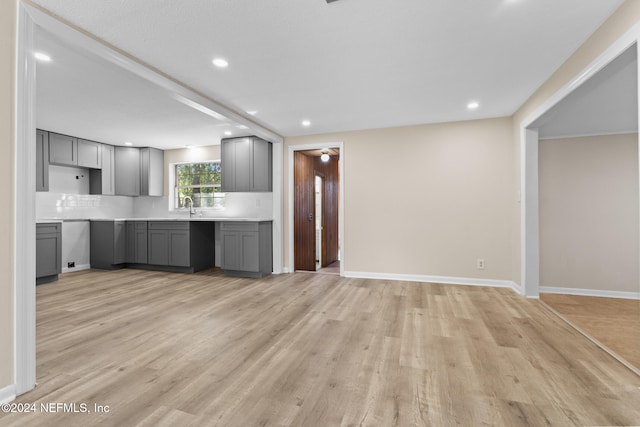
1 269 640 426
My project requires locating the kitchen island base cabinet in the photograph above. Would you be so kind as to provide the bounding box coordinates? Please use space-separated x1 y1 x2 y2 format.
221 221 272 278
36 223 61 284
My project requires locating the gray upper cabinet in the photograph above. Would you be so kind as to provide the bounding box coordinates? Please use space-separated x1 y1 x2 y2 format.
90 143 115 195
115 146 141 196
221 136 272 192
36 130 49 192
49 132 78 166
140 147 164 196
77 139 102 169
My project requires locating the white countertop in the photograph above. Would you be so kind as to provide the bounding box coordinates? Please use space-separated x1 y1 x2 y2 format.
37 217 272 223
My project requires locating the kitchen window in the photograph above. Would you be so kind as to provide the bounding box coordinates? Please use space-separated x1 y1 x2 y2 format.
175 162 224 209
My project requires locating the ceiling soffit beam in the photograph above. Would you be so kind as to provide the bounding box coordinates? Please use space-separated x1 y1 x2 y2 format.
22 0 284 145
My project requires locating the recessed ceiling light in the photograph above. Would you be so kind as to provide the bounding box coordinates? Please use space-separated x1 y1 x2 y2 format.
236 125 248 130
212 58 228 68
185 145 194 149
247 111 258 116
302 120 311 127
224 131 232 136
124 141 133 146
467 101 480 110
34 52 51 62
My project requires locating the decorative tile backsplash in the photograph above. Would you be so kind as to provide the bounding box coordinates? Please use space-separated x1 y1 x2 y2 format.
36 192 273 220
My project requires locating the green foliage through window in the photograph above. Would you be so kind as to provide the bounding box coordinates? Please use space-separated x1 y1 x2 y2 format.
175 162 224 209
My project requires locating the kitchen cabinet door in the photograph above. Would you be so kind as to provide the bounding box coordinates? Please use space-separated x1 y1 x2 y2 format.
140 147 164 196
77 139 102 169
148 229 169 265
90 144 115 195
113 221 127 264
134 227 148 264
115 146 140 196
49 132 78 166
125 222 135 263
221 230 240 271
251 138 272 192
36 223 61 283
36 130 49 192
169 230 190 267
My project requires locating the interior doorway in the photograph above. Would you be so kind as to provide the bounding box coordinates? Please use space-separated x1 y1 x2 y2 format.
292 147 341 274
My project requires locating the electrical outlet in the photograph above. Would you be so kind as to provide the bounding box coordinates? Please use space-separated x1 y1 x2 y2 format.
476 259 485 270
67 261 75 268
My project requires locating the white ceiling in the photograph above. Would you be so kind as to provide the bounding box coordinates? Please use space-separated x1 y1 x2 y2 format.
35 29 254 149
32 0 625 145
534 45 638 139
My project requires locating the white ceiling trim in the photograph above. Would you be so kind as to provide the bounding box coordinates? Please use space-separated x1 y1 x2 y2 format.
23 1 284 144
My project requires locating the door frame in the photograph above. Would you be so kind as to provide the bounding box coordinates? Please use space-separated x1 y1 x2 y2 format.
288 143 344 276
518 23 640 298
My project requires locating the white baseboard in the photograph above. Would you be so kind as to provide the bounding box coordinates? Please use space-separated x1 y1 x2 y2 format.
344 271 521 294
0 384 16 404
61 264 91 274
540 286 640 300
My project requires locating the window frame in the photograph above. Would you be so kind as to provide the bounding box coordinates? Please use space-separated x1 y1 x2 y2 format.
171 160 225 211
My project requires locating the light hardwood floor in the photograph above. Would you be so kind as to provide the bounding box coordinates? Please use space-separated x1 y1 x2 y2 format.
2 269 640 426
540 293 640 370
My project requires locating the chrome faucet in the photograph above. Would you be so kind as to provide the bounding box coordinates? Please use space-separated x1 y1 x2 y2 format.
183 196 195 218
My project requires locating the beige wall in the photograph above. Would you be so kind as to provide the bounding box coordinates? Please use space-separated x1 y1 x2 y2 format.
512 0 640 283
285 117 514 280
539 134 639 293
162 145 221 196
0 0 16 389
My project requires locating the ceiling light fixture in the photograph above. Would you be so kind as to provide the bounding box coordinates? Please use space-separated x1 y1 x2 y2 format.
212 58 229 68
247 111 257 116
467 101 480 110
320 151 330 162
185 145 194 149
124 141 133 146
224 131 232 136
34 52 51 62
302 120 311 127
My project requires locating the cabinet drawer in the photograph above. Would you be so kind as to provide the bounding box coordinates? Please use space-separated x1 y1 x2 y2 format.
148 221 190 230
36 223 61 235
220 222 259 232
134 221 148 230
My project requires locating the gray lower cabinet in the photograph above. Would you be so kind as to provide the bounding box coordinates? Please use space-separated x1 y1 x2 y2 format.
49 132 78 166
115 146 141 196
221 136 272 192
91 220 214 272
36 130 49 192
36 223 62 284
220 221 272 278
90 143 115 195
126 221 148 264
147 222 214 271
90 220 127 269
